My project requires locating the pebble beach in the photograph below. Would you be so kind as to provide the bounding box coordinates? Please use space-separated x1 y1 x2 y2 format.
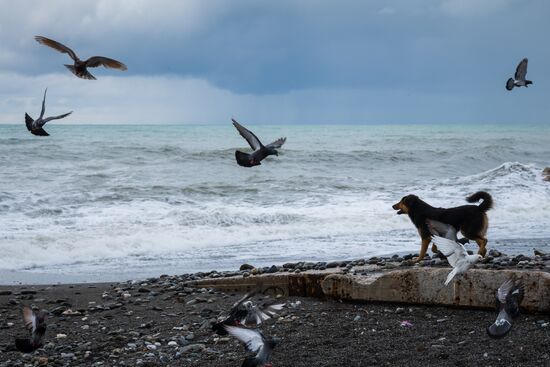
1 250 549 367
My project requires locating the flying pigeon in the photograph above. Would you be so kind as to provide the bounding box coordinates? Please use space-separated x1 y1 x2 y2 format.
25 88 72 136
426 219 469 244
506 58 532 91
224 325 279 367
212 287 284 335
431 235 482 286
34 36 127 80
15 306 48 353
232 118 286 167
487 279 524 338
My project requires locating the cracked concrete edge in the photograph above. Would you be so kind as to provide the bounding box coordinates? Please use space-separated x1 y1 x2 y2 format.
185 268 550 313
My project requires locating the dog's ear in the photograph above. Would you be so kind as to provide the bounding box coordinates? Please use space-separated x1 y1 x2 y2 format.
403 195 417 207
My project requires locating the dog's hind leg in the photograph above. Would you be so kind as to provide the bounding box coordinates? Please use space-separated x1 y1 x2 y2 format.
473 237 488 257
414 237 431 262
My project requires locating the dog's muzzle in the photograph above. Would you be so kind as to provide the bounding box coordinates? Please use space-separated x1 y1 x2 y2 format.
392 203 404 214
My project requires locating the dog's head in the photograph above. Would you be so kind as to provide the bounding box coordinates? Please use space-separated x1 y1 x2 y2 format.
392 195 418 215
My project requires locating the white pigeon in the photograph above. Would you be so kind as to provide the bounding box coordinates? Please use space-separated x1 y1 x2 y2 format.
506 58 533 91
431 235 482 286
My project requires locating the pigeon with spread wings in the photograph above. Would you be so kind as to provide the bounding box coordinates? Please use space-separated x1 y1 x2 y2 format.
224 325 279 367
506 58 532 91
232 118 286 167
35 36 127 80
25 89 72 136
426 219 470 245
15 306 48 353
431 235 482 286
212 286 284 335
487 279 524 338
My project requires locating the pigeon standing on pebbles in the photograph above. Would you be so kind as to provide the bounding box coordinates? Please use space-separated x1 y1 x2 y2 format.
212 288 284 335
232 118 286 167
25 88 72 136
15 306 48 353
487 279 524 338
431 235 482 286
506 58 532 91
35 36 127 80
224 325 279 367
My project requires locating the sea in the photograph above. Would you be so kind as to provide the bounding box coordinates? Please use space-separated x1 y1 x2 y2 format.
0 123 549 284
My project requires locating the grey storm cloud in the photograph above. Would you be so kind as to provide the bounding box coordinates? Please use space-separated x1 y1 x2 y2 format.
0 0 549 124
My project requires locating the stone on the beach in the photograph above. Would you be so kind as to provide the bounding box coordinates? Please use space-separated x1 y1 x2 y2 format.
180 344 205 353
239 263 255 271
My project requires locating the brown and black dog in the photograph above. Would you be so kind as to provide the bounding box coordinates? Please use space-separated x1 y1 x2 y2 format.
392 191 493 262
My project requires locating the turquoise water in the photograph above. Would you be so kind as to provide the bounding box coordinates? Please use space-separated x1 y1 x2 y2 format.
0 123 549 283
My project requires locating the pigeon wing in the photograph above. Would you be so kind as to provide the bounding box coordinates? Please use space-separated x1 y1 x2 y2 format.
224 325 265 353
505 283 524 317
431 236 466 267
34 36 78 61
42 111 72 124
232 119 263 150
497 279 514 303
514 58 528 81
85 56 127 70
22 307 35 332
40 89 47 119
265 137 286 149
426 220 458 241
25 114 34 131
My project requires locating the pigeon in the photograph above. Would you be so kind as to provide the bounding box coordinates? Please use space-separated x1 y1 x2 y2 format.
232 118 286 167
506 58 532 91
15 306 48 353
224 325 279 367
212 287 284 335
426 219 469 244
25 88 72 136
431 235 482 286
34 36 127 80
487 279 524 338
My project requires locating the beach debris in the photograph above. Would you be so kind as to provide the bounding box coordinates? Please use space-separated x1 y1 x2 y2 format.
487 279 524 338
506 58 532 91
400 320 413 328
224 325 279 367
232 118 286 167
24 89 72 136
14 306 48 353
34 35 127 80
431 235 482 285
212 286 284 335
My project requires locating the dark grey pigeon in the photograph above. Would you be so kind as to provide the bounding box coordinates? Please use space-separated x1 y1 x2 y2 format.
506 58 532 91
212 286 284 335
487 279 524 338
25 89 72 136
232 118 286 167
15 306 48 353
35 36 127 80
224 325 279 367
426 219 469 245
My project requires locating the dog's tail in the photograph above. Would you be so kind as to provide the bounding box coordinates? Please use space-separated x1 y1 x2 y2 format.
466 191 493 212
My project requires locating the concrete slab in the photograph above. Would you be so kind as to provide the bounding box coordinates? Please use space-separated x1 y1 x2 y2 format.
186 267 550 313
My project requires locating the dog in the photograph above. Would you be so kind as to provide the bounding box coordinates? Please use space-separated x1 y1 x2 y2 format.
392 191 493 262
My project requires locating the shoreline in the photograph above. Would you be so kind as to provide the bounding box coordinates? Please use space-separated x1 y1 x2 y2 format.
2 246 548 286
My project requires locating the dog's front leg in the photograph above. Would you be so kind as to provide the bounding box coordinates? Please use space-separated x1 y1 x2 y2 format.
413 237 431 262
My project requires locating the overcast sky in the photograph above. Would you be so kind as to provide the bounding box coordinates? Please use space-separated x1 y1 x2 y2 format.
0 0 549 124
